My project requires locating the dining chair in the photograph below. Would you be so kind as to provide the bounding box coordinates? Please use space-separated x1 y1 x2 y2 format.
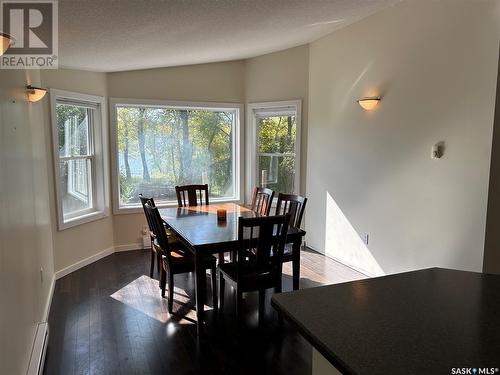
139 194 161 278
175 184 209 207
145 201 218 313
275 193 307 288
175 183 229 264
250 187 275 216
218 213 290 323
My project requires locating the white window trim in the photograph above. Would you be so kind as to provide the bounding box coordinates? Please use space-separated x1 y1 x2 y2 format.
245 100 302 205
50 89 110 230
109 97 244 215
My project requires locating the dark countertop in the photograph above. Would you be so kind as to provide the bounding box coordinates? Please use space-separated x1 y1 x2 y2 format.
271 268 500 375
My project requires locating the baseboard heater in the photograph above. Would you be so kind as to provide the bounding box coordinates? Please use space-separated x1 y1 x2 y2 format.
27 322 49 375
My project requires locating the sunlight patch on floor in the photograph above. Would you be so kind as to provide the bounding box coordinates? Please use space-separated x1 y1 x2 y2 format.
110 274 213 324
282 249 367 289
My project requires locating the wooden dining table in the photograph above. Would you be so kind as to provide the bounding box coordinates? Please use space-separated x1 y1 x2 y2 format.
159 202 305 335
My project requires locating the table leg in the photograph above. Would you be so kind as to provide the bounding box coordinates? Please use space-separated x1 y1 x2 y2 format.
194 251 205 336
292 239 301 291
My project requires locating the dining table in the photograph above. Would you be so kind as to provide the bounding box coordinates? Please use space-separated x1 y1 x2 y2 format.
159 202 306 335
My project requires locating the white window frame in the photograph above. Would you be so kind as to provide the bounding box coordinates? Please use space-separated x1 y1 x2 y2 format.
246 100 301 204
65 114 91 202
50 89 110 230
109 98 244 214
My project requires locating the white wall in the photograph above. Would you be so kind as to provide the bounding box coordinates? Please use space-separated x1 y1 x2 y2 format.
306 0 500 275
0 69 55 374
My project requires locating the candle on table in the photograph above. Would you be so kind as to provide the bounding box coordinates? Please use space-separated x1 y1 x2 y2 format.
217 208 227 221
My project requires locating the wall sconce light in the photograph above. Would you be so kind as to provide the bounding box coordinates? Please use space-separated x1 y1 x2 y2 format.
0 32 15 56
26 85 48 102
357 97 381 111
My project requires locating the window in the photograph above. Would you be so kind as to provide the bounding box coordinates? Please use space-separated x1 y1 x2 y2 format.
50 89 109 230
247 100 301 202
110 99 243 213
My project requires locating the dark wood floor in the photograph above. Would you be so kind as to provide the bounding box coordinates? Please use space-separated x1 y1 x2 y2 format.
44 249 365 375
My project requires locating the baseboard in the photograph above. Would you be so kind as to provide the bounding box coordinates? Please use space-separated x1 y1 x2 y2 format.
306 244 373 278
42 274 55 321
55 246 115 280
114 243 143 252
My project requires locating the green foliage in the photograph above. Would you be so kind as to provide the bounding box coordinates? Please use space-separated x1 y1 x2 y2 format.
258 116 296 154
56 104 88 155
117 107 234 203
258 116 296 194
117 107 297 204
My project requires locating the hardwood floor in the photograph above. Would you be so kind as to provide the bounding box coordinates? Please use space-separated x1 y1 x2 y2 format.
44 248 365 375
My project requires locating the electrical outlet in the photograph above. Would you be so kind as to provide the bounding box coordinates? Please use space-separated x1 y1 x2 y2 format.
142 226 149 235
362 233 369 245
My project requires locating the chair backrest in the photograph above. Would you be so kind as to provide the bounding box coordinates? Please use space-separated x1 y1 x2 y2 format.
144 202 173 266
175 184 209 207
250 187 275 216
236 214 290 281
275 193 307 229
139 194 156 232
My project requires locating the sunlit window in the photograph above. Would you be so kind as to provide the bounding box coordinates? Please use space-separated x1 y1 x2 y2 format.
50 90 109 230
111 100 242 212
257 114 296 194
247 101 301 201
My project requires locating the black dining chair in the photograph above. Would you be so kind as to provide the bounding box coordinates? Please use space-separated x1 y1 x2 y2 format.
139 194 161 278
175 184 228 264
218 213 290 323
145 201 218 313
250 187 275 216
275 193 307 289
175 184 209 207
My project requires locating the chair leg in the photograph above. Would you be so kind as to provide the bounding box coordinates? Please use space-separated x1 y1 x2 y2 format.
275 277 282 294
160 266 166 297
258 289 265 326
236 289 243 321
168 272 174 313
211 267 217 311
219 272 225 312
149 248 155 278
156 251 161 277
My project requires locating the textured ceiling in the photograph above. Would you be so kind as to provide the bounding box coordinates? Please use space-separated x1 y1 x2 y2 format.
58 0 400 72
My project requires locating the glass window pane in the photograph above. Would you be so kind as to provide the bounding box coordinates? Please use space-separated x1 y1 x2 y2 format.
258 115 296 154
56 103 90 157
258 155 295 194
60 159 92 217
116 106 236 206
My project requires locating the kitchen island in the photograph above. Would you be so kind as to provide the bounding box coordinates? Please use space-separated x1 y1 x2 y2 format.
272 268 500 375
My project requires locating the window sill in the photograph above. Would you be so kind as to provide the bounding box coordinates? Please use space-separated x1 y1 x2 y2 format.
58 209 109 231
113 197 243 215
